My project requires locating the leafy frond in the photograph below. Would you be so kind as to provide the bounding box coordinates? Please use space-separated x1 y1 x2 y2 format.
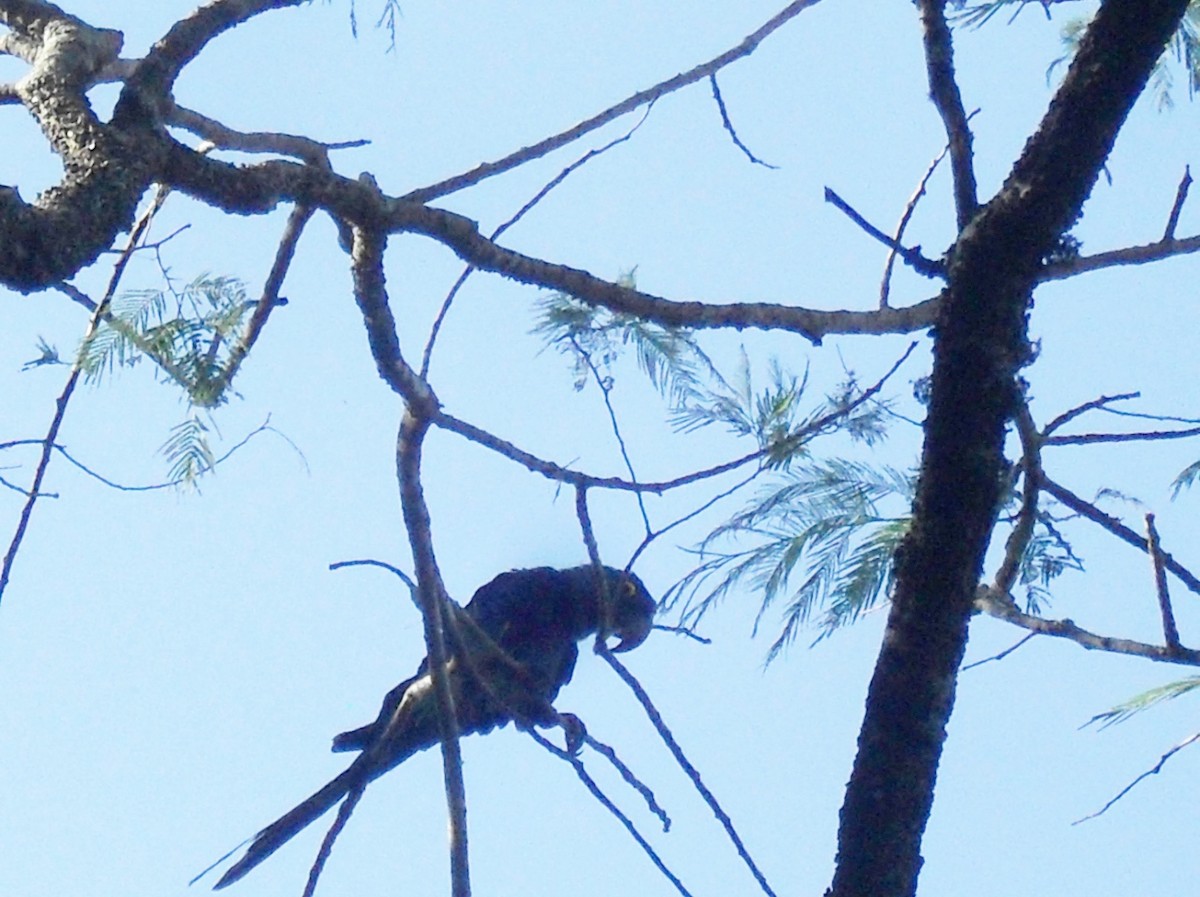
21 336 63 371
160 414 218 489
1171 458 1200 497
1086 677 1200 729
77 275 251 408
1016 525 1085 614
665 460 913 660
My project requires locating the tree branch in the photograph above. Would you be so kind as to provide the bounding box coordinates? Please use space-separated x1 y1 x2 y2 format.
402 1 822 203
975 588 1200 666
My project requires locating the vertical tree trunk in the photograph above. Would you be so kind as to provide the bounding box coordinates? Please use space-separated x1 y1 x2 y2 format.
827 3 1191 895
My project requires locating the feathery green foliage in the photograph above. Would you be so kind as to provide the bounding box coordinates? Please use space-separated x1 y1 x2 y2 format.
1171 458 1200 497
77 274 251 408
1086 676 1200 729
535 285 908 656
533 282 889 467
161 414 218 489
75 275 254 488
662 461 912 660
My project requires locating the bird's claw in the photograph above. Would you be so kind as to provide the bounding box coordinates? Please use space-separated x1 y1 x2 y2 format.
558 712 586 755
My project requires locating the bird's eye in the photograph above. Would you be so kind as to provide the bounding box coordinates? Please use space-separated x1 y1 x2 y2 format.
622 579 636 597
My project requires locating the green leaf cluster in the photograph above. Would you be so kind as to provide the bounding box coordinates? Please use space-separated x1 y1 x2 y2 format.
77 274 252 409
663 460 912 661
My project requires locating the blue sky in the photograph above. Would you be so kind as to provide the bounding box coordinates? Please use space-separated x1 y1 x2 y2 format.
3 2 1199 895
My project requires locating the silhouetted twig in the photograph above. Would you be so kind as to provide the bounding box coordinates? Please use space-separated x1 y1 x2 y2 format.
1073 731 1200 824
601 649 778 897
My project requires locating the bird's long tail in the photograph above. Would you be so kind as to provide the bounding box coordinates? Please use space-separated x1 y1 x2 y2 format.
212 764 363 890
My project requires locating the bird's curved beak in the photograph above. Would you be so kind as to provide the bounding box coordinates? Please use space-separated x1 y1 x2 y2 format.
611 613 653 653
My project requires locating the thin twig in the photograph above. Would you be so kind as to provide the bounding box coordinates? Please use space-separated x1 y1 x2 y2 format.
570 335 651 535
880 108 978 307
1073 731 1200 824
301 784 364 897
627 469 762 569
709 74 778 169
0 184 169 606
403 1 822 203
582 732 672 831
1043 392 1140 435
653 624 713 645
992 401 1041 596
823 188 944 278
436 341 916 496
420 105 655 379
961 632 1037 671
329 558 417 593
527 730 694 897
1145 514 1181 651
1163 165 1192 241
221 203 314 392
1043 425 1200 446
601 649 778 897
1040 475 1200 598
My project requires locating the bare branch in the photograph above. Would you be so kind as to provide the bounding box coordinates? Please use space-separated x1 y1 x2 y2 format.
349 218 469 895
992 400 1041 596
390 198 941 343
1163 165 1192 240
1043 425 1200 446
421 105 655 379
435 342 915 496
709 74 778 169
879 114 978 307
301 785 364 897
1040 475 1200 598
403 1 822 203
823 187 946 278
1145 514 1181 650
1043 392 1140 436
915 0 978 228
0 184 168 605
1073 731 1200 824
527 729 694 897
1040 233 1200 282
961 632 1037 671
119 0 307 111
169 104 369 163
601 648 778 897
221 203 314 392
975 588 1200 667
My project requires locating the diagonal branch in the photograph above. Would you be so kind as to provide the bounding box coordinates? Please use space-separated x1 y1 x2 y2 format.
402 1 822 203
601 648 778 897
975 588 1200 666
1040 475 1200 598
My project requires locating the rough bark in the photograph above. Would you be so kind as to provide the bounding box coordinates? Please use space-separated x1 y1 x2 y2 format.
827 3 1191 896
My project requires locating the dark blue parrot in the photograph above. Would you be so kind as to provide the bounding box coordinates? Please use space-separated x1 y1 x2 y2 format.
213 565 655 889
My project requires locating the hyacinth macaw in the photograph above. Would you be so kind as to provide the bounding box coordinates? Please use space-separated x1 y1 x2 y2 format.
214 564 656 889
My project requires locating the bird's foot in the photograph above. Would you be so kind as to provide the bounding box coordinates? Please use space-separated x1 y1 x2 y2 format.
557 712 587 755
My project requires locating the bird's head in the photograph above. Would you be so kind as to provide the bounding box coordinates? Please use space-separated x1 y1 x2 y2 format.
601 568 656 653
